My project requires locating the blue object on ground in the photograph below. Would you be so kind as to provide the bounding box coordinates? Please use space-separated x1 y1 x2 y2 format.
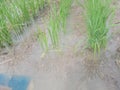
9 75 30 90
0 74 10 86
0 74 31 90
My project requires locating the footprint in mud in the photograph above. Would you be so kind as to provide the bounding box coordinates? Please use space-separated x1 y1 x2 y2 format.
117 47 120 52
65 59 113 90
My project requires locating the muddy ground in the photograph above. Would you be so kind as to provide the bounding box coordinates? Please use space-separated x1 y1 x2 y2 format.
0 1 120 90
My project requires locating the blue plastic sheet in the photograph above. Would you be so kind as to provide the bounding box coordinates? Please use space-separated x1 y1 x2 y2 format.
0 74 30 90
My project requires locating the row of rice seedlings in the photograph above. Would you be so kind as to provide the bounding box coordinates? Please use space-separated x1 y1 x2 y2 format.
48 0 72 48
84 0 114 54
0 0 46 48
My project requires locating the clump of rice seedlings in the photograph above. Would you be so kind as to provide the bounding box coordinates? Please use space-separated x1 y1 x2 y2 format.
0 2 13 47
84 0 114 53
0 23 12 47
28 0 46 17
48 0 72 48
59 0 73 32
48 4 60 48
0 0 46 48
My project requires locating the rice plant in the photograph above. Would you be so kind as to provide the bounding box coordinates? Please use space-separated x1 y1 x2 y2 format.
59 0 73 32
0 1 13 47
37 27 48 51
48 0 72 48
48 4 60 48
0 0 46 48
84 0 114 53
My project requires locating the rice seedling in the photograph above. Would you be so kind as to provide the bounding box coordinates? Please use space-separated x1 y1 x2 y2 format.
48 4 60 48
84 0 114 53
0 2 13 47
37 27 48 51
48 0 72 48
36 27 49 58
59 0 73 32
29 0 45 17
